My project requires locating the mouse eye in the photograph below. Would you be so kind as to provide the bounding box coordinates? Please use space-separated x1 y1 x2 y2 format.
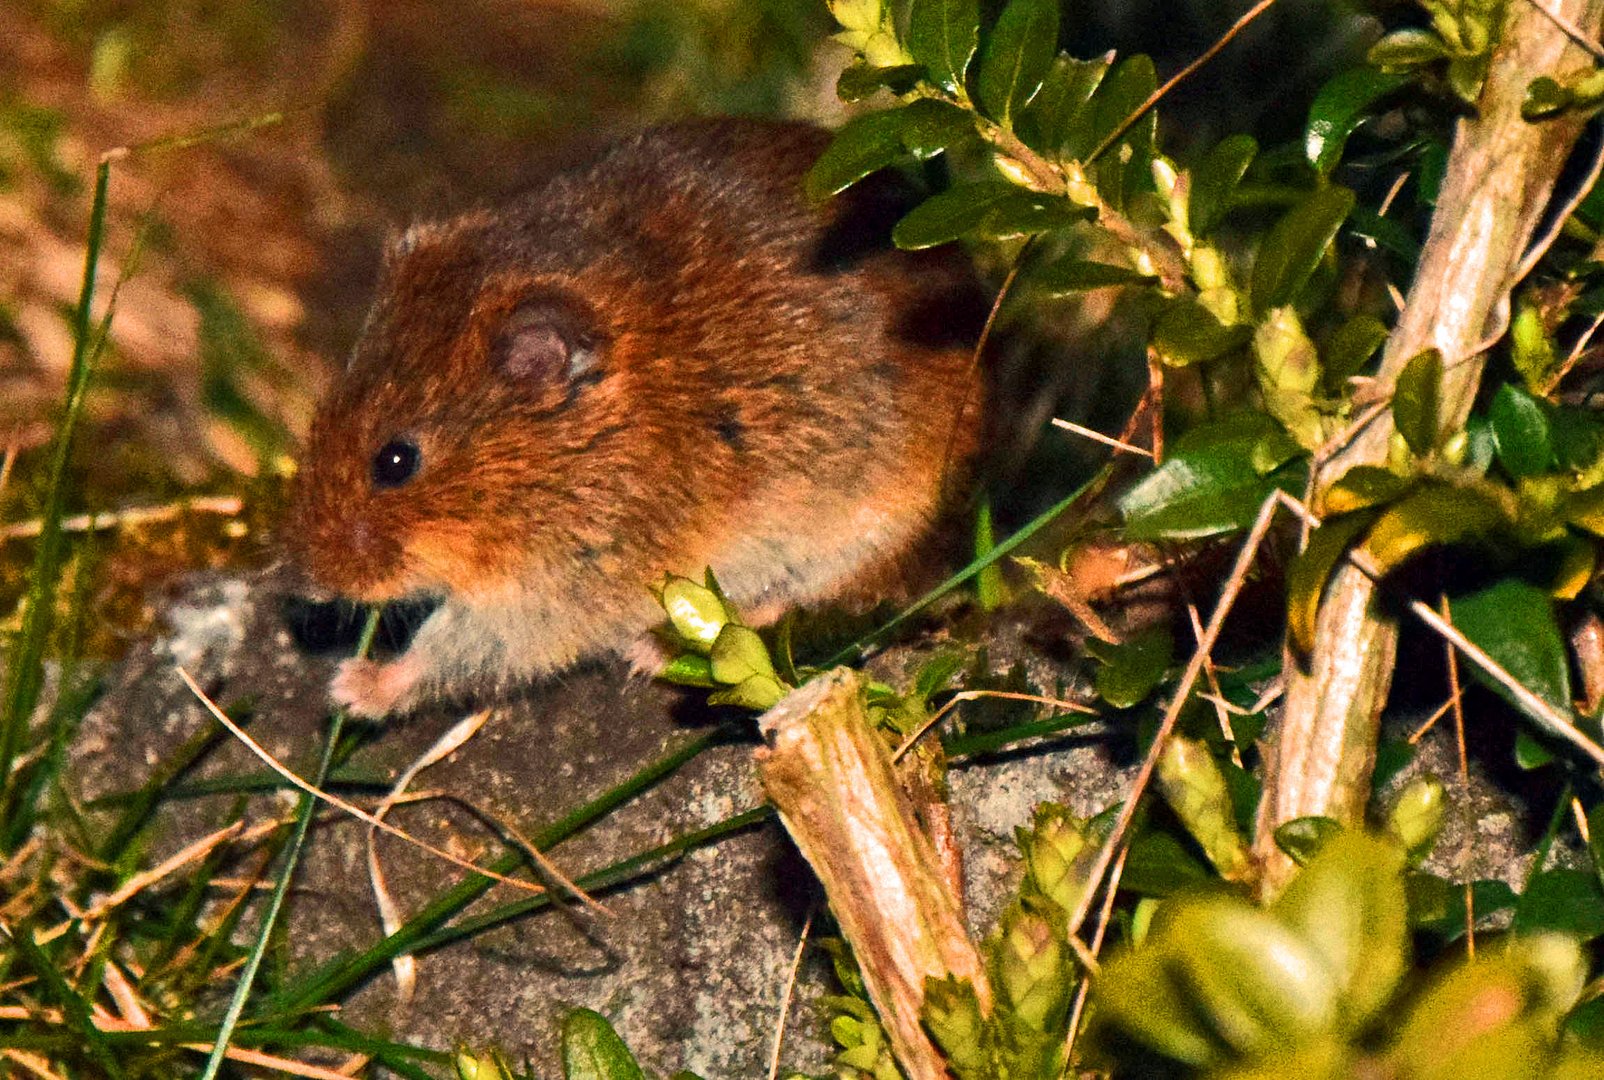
371 438 421 489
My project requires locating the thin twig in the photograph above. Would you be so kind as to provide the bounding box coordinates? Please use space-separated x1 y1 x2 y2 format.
892 690 1098 763
1067 488 1287 936
1050 418 1155 458
176 668 548 894
0 496 243 541
1512 115 1604 285
1084 0 1283 165
1526 0 1604 59
1406 602 1604 767
767 907 815 1080
1063 841 1130 1068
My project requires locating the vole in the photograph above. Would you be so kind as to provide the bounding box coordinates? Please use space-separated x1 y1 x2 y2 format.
288 118 985 717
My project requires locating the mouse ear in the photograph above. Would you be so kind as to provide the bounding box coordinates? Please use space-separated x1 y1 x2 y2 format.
494 297 602 383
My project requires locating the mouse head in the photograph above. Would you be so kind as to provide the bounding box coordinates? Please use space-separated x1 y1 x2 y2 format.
288 219 644 605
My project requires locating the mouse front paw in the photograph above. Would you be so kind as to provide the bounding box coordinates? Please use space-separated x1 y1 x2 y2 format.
331 655 423 718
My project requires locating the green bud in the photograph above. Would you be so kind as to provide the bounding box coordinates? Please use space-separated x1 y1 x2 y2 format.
707 673 787 711
657 574 733 652
709 624 779 685
922 975 990 1079
996 906 1073 1032
454 1050 485 1080
1386 775 1445 863
1019 803 1092 916
1156 736 1249 880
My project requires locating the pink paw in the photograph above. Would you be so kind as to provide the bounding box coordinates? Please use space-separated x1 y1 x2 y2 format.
331 655 422 718
624 635 672 680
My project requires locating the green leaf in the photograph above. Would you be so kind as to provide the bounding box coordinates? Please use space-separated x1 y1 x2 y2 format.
1386 776 1446 863
1451 576 1572 717
1090 625 1173 707
1189 134 1257 238
1274 833 1410 1030
891 181 1018 248
1514 729 1557 770
907 0 980 97
1275 817 1344 865
1513 870 1604 939
1305 69 1410 176
977 0 1059 127
898 97 976 159
1035 257 1156 294
1393 347 1444 455
1250 185 1356 316
836 62 926 102
655 653 718 688
1287 509 1378 655
1523 75 1573 120
1321 465 1412 516
1120 826 1215 897
970 190 1093 241
1156 735 1250 879
1511 301 1560 394
1086 54 1157 209
1490 383 1553 478
1120 414 1305 540
1359 480 1505 574
1322 314 1389 384
709 624 778 685
1368 28 1451 70
1018 54 1108 158
1151 296 1252 367
804 110 908 201
922 975 991 1079
561 1009 646 1080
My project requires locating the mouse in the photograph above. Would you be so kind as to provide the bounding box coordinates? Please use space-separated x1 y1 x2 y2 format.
286 117 987 718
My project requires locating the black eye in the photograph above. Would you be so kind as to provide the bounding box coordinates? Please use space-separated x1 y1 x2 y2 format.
371 438 421 489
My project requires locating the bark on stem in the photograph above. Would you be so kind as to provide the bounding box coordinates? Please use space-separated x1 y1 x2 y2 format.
1253 0 1604 898
756 669 988 1080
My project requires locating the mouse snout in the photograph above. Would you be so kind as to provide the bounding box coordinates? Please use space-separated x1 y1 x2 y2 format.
287 503 406 603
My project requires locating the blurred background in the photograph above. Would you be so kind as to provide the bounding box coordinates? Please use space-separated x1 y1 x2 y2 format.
0 0 1366 654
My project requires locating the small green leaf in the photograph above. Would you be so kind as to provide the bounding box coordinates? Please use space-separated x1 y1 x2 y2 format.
1120 414 1306 540
1524 75 1573 120
907 0 980 97
1089 625 1173 708
1151 296 1252 367
1393 347 1444 456
1120 827 1215 897
898 97 976 159
970 190 1093 241
1275 817 1344 865
1490 383 1553 478
1018 54 1108 158
1085 54 1157 209
1035 258 1156 294
655 653 718 688
891 181 1018 249
1321 465 1412 516
1156 735 1249 879
804 111 908 202
1188 134 1257 238
707 673 787 711
922 976 990 1079
1322 314 1389 384
1514 729 1557 770
1286 509 1378 655
1386 776 1446 863
836 62 926 102
1451 576 1572 717
1274 833 1410 1030
709 624 778 685
976 0 1059 127
1514 870 1604 939
1359 480 1505 574
1368 28 1451 70
1511 301 1560 393
561 1009 646 1080
1250 185 1355 316
1305 69 1410 176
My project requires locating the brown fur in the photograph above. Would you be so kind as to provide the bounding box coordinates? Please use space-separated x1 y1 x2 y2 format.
287 118 986 716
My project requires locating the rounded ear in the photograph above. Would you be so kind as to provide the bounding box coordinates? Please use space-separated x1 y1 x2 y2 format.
494 296 603 383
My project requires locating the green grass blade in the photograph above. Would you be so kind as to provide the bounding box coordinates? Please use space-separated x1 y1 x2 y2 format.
197 608 381 1080
825 474 1098 667
0 160 110 831
263 724 731 1014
